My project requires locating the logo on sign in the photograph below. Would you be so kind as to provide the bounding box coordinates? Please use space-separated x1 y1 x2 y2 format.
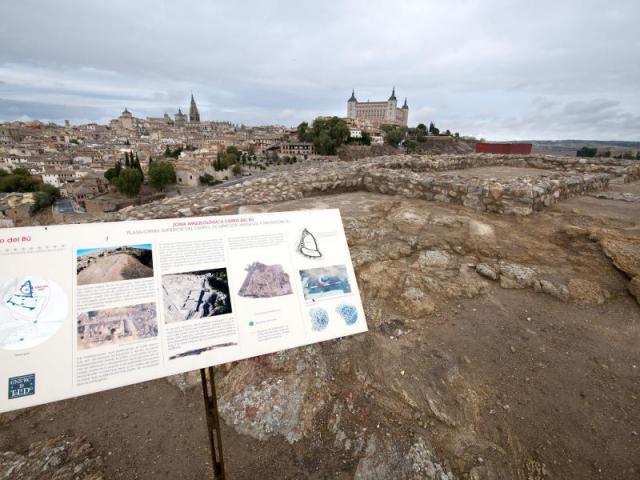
8 374 35 400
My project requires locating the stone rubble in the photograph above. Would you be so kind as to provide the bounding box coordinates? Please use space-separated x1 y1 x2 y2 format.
354 435 454 480
475 261 611 305
0 436 103 480
115 153 640 221
217 346 329 443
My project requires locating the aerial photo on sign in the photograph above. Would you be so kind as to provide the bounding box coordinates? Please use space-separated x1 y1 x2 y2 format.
76 244 154 286
77 302 158 350
299 265 352 301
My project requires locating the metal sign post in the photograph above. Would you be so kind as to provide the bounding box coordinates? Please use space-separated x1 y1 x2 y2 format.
200 367 226 479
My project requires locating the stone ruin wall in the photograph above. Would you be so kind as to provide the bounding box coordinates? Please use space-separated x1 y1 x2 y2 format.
378 154 640 180
361 167 611 215
120 154 640 221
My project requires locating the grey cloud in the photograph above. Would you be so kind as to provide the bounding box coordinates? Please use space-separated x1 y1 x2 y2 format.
563 100 620 116
0 98 110 124
0 0 638 139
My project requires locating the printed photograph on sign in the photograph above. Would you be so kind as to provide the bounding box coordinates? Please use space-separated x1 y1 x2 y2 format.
77 302 158 350
0 277 67 350
76 244 154 286
162 268 232 324
238 262 293 298
169 342 237 360
299 265 352 301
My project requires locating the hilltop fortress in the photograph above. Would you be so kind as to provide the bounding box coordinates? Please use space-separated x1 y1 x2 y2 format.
347 88 409 127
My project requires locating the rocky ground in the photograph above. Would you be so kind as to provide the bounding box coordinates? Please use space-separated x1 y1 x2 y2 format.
77 247 154 286
1 155 639 479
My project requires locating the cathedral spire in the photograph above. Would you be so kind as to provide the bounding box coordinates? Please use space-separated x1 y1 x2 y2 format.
348 89 357 102
388 87 397 101
402 98 408 109
189 93 200 122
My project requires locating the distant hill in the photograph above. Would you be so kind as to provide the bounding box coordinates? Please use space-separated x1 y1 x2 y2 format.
519 140 640 157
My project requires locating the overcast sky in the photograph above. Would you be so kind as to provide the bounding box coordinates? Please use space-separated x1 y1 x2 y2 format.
1 0 639 140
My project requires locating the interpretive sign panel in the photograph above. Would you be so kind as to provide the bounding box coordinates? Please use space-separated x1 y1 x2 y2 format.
0 209 367 413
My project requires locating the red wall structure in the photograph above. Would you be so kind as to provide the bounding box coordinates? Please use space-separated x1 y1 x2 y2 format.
475 143 533 155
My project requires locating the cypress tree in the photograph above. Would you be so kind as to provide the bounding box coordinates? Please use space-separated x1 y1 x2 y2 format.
135 156 144 179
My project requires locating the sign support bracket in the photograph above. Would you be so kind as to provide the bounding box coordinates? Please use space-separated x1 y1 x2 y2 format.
200 367 226 479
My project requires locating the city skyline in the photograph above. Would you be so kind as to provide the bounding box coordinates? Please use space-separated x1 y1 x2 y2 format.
1 1 639 141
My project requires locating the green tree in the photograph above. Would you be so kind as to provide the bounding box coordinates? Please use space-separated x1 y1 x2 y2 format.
133 153 144 179
148 160 176 191
417 123 427 132
33 184 61 212
232 164 242 176
104 160 122 184
381 125 406 146
12 167 30 177
104 167 119 184
0 169 61 205
0 172 40 193
295 117 350 155
297 121 309 142
577 146 597 158
226 146 240 159
116 168 143 197
404 139 417 153
163 145 183 158
199 173 221 186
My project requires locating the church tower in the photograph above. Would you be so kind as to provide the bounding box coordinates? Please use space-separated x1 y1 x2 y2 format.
386 87 397 122
189 93 200 123
401 98 409 126
347 89 357 118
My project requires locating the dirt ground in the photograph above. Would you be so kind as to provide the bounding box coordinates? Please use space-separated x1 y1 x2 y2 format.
2 186 640 479
2 287 637 479
439 166 551 179
77 253 153 285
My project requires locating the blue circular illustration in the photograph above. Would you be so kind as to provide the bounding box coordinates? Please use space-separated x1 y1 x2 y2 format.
336 303 358 325
309 307 329 331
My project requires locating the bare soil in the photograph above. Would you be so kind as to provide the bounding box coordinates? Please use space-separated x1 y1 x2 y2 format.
77 253 153 285
2 187 640 479
2 285 637 479
440 166 552 179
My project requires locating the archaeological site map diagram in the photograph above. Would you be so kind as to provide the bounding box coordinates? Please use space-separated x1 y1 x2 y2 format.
0 208 367 413
0 277 67 350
